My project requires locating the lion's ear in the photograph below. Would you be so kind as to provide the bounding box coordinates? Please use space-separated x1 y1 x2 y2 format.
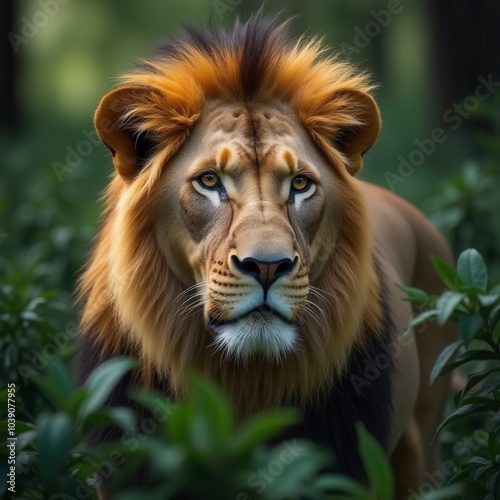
94 86 160 180
332 89 381 175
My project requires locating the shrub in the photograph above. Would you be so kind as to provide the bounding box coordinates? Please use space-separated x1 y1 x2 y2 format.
401 248 500 499
1 358 394 499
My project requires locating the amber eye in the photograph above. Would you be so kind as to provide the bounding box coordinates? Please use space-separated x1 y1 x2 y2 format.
291 176 310 192
198 172 220 189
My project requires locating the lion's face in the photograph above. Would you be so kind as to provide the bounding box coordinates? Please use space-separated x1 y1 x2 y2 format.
152 100 339 360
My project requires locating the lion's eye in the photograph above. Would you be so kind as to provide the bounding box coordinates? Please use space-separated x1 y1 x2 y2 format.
198 172 221 189
291 176 311 192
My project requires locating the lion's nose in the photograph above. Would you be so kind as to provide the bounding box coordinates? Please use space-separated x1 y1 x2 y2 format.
231 255 298 291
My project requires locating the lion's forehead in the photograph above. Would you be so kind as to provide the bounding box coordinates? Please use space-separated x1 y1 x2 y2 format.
200 100 308 174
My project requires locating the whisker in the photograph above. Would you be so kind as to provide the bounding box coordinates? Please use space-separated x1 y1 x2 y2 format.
173 281 208 304
307 287 334 316
304 298 329 322
170 284 208 327
309 285 336 301
301 306 324 333
301 299 330 338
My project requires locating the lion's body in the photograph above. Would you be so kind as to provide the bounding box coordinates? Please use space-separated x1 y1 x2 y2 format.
77 13 456 498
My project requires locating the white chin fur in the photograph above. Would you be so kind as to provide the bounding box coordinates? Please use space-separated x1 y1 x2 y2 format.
212 312 297 361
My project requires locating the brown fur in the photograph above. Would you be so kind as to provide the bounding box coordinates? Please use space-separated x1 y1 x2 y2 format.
78 14 385 419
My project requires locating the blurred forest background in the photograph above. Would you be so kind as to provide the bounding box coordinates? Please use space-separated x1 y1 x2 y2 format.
1 0 500 302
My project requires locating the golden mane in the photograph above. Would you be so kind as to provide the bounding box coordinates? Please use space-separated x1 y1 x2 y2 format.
78 12 382 417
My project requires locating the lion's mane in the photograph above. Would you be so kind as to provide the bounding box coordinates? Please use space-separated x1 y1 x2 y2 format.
78 12 382 418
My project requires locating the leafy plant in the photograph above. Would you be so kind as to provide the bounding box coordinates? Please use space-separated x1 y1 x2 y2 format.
110 375 329 500
0 261 73 420
0 358 137 499
314 424 394 500
427 162 500 276
1 355 396 499
113 376 393 500
401 248 500 498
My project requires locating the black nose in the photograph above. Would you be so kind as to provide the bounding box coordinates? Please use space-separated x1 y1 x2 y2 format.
231 255 298 291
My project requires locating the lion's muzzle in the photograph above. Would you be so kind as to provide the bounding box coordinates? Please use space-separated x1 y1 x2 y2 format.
206 249 304 361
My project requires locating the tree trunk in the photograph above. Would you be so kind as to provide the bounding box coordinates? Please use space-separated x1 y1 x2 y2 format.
429 1 500 122
0 0 18 132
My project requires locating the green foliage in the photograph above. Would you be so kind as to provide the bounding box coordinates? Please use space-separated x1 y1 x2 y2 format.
1 352 395 499
0 261 73 419
427 162 500 276
315 424 394 500
401 248 500 498
1 358 137 499
112 376 326 500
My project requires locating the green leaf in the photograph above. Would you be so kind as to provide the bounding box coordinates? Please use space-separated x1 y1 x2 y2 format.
488 305 500 330
434 404 491 437
37 412 73 492
400 309 438 337
455 368 500 406
356 423 393 500
265 446 329 497
461 395 500 408
66 389 88 417
490 280 500 295
447 466 476 486
231 410 298 454
457 249 488 291
46 359 75 403
431 255 464 289
493 477 500 500
438 350 499 377
166 405 192 444
150 446 185 475
417 483 464 500
189 374 234 444
130 388 176 417
473 465 493 481
469 456 492 467
33 376 69 409
475 380 500 399
168 378 230 457
313 475 371 500
436 291 465 325
459 313 484 345
78 357 136 421
81 407 137 435
0 421 35 433
15 429 37 452
478 294 500 308
430 340 463 384
396 284 432 304
488 428 500 458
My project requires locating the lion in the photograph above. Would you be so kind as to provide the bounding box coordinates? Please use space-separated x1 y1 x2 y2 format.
76 12 456 498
